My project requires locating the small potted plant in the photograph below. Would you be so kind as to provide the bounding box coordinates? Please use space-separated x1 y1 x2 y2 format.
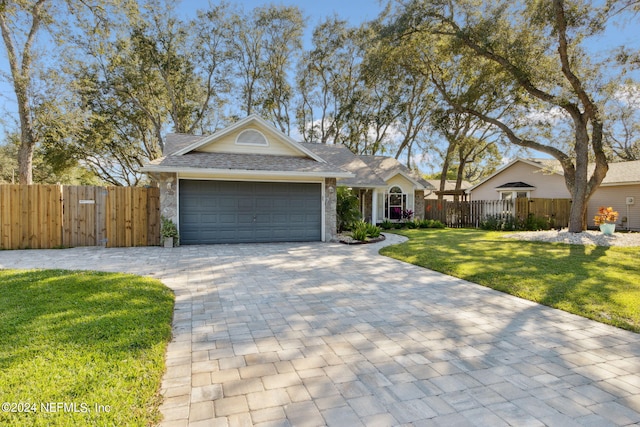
160 216 179 247
593 206 618 235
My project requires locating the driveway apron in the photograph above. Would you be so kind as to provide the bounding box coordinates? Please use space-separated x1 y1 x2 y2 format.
1 235 639 426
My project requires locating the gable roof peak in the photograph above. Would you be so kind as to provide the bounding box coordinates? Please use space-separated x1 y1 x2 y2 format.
169 115 326 163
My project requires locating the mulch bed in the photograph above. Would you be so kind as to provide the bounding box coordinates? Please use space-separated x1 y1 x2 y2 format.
337 233 386 245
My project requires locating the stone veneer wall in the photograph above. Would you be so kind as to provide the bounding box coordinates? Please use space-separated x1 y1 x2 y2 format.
414 190 425 220
157 172 178 223
363 190 373 223
325 178 337 242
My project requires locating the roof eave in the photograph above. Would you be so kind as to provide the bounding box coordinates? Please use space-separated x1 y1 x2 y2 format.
336 181 388 189
495 187 536 191
141 165 354 179
599 181 640 186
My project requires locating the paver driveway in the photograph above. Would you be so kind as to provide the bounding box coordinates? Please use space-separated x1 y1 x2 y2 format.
1 235 639 426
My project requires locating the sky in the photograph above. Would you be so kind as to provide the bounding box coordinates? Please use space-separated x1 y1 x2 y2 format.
179 0 386 30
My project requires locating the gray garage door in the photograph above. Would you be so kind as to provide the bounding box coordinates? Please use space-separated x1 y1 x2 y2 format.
179 180 322 244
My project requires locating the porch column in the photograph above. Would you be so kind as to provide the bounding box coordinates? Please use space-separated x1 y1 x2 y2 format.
372 188 378 224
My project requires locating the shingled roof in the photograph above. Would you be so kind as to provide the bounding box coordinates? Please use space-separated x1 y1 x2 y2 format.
602 160 640 185
527 158 640 185
144 132 352 178
146 151 348 175
163 133 207 156
495 181 536 189
299 143 387 188
359 155 433 189
146 132 435 189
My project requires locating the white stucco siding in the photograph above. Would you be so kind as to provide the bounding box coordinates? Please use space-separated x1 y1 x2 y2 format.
386 174 415 194
470 162 569 200
588 185 640 230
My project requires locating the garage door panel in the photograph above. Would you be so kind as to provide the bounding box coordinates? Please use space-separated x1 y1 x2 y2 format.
237 214 255 224
255 199 273 210
181 213 200 222
200 216 220 225
179 180 321 244
217 198 237 209
237 198 254 210
218 214 237 224
289 214 306 223
270 213 288 223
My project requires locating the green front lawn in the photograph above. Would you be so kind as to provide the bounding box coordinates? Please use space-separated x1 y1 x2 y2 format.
380 229 640 333
0 270 174 426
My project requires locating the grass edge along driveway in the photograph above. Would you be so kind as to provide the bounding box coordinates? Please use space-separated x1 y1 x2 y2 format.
0 269 174 427
380 228 640 333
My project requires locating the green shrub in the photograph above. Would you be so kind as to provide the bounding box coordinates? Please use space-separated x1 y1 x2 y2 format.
380 220 394 230
427 219 445 229
480 215 500 230
416 219 445 229
350 221 382 241
161 216 179 238
522 214 552 231
351 221 369 241
481 214 518 230
405 220 418 229
337 187 361 232
366 223 381 238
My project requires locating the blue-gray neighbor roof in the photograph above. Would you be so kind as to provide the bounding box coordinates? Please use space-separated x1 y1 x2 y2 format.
496 181 536 189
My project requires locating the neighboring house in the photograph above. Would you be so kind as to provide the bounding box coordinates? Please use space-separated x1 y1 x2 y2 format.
142 115 433 244
590 160 640 231
466 157 640 230
424 179 472 201
466 158 567 201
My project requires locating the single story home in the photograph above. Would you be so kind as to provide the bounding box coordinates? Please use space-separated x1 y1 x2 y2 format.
142 115 433 244
466 157 640 230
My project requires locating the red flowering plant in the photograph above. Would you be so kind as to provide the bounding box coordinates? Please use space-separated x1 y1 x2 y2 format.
593 206 619 226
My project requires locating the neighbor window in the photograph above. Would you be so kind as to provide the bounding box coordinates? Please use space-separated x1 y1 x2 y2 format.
235 129 268 146
500 191 529 200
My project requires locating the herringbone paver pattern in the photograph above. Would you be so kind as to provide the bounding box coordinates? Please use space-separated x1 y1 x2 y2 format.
1 235 639 426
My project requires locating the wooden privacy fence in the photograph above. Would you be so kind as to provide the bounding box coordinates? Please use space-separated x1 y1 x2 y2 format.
0 184 160 249
515 197 571 228
425 198 571 228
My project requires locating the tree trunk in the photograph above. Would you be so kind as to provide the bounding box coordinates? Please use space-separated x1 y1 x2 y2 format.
17 134 35 184
16 81 37 184
438 141 455 203
568 196 588 232
454 159 466 203
0 0 46 185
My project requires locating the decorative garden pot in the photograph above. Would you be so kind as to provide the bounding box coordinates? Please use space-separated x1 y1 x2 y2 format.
163 237 174 248
599 223 616 235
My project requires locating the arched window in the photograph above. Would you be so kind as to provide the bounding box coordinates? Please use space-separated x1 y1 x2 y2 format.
235 129 268 146
385 186 406 220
